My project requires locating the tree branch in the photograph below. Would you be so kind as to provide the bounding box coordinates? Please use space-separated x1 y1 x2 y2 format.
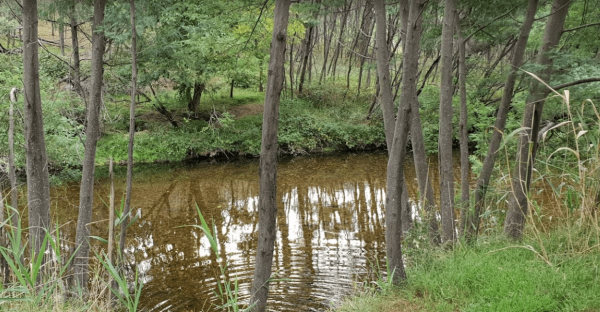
562 22 600 33
551 78 600 91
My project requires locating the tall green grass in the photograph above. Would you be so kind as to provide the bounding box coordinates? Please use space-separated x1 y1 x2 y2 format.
0 205 142 312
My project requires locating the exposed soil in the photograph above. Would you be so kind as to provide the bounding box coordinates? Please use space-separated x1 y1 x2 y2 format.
227 103 264 119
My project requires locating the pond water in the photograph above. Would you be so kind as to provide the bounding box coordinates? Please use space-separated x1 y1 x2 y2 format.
49 151 458 311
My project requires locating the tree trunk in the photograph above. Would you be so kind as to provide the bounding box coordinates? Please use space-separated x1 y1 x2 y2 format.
298 0 320 94
230 79 234 98
70 3 82 98
466 0 538 241
289 41 294 99
329 0 351 80
504 0 570 240
374 0 407 284
59 22 65 56
188 82 204 116
119 0 138 266
0 196 8 286
106 158 116 307
73 0 107 289
249 0 290 310
259 59 264 92
8 88 18 221
438 0 457 244
403 0 441 245
23 0 52 266
456 14 470 237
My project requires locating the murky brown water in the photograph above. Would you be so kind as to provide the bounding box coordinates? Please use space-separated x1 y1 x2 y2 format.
48 151 458 312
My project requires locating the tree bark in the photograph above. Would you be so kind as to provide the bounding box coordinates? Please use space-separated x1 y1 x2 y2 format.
329 0 351 79
438 0 456 244
374 0 407 284
8 88 18 220
298 0 320 94
70 2 82 98
404 0 441 245
504 0 570 240
59 22 65 56
23 0 52 265
466 0 538 241
73 0 107 289
456 13 470 237
188 82 204 116
119 0 138 265
249 0 290 310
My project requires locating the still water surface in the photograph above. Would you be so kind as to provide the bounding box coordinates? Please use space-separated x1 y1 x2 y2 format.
51 151 449 311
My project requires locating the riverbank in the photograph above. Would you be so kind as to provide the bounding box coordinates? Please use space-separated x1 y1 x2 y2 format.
331 226 600 312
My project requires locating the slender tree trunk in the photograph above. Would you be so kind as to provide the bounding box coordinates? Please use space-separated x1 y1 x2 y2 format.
0 196 7 286
249 0 290 310
438 0 457 244
8 88 18 221
119 0 138 264
466 0 538 241
403 0 441 245
259 58 264 92
456 14 470 237
504 0 570 240
106 158 115 308
230 79 234 98
330 0 351 79
23 0 51 265
73 0 107 289
357 17 374 95
59 22 65 56
374 0 407 284
289 41 294 99
299 0 320 94
70 3 82 98
320 10 334 83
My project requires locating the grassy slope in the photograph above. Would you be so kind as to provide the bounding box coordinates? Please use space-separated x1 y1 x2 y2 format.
333 227 600 312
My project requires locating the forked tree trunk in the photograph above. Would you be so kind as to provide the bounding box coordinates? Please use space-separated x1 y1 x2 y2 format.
374 0 407 284
188 82 204 116
249 0 290 311
438 0 456 243
465 0 538 241
73 0 107 289
119 0 138 265
23 0 52 267
504 0 570 240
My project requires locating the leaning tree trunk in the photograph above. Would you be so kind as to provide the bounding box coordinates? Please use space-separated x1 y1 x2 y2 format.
23 0 52 265
119 0 138 264
504 0 570 240
465 0 538 241
374 0 408 284
249 0 290 311
72 0 107 289
438 0 456 244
